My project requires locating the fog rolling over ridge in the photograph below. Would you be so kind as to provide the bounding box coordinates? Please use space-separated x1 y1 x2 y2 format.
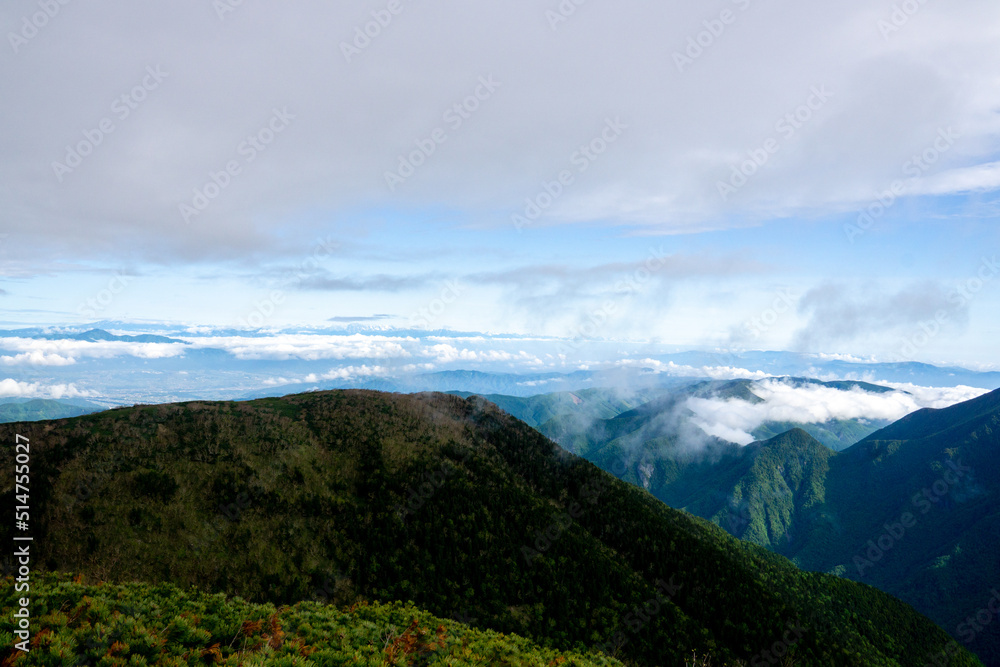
2 325 998 407
481 377 990 458
683 378 989 446
498 381 1000 663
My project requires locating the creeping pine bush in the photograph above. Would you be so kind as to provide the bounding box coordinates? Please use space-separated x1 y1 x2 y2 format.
0 573 622 666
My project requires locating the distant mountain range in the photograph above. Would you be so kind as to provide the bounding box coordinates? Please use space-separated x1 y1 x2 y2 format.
0 390 980 666
659 350 1000 389
2 323 998 407
243 369 703 400
259 358 1000 398
0 327 187 344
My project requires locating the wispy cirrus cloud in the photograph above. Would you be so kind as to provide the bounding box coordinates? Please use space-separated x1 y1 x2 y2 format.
468 253 767 289
298 274 432 292
912 161 1000 196
327 314 394 323
613 358 771 381
792 282 968 351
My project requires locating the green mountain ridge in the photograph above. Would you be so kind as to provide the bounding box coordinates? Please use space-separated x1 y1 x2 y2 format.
855 388 1000 443
0 390 979 666
749 418 887 451
478 378 894 453
0 398 104 424
446 387 668 429
556 388 1000 665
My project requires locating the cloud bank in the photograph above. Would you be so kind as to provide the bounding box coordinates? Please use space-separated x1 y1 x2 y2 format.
3 1 1000 262
685 380 989 445
0 378 94 399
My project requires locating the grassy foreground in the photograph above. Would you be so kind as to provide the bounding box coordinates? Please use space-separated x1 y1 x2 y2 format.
0 573 623 666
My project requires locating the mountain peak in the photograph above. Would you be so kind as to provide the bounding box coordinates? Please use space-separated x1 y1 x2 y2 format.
755 427 829 452
856 386 1000 445
1 388 978 667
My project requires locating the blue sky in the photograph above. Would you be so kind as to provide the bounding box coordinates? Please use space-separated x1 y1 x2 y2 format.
7 209 999 367
2 0 1000 369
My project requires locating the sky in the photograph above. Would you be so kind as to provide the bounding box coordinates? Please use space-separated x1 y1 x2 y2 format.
2 0 1000 367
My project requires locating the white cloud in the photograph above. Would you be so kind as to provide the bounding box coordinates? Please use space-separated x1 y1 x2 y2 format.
694 420 761 446
613 358 771 380
876 382 990 407
261 376 297 387
517 379 563 387
317 365 388 381
810 352 879 363
0 338 187 361
684 379 990 446
0 378 94 399
428 343 542 366
4 0 1000 262
400 363 436 373
263 364 391 386
912 161 1000 196
1 351 77 366
183 334 413 361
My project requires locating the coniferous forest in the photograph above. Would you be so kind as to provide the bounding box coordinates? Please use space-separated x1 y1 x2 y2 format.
0 391 985 665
